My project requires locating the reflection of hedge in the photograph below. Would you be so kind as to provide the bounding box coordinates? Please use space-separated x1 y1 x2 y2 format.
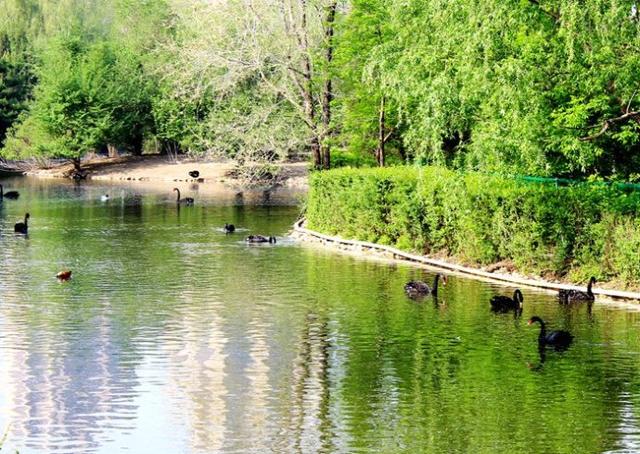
306 166 640 286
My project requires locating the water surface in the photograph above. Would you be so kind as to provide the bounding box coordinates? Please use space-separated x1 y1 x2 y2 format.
0 178 639 453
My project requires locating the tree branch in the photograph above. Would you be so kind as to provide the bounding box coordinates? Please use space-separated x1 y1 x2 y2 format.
383 128 395 144
528 0 560 22
579 111 640 141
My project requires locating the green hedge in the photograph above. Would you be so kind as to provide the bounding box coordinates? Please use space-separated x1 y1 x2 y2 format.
306 166 640 286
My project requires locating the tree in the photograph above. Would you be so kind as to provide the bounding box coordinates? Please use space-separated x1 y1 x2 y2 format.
0 56 32 145
161 0 340 168
370 0 640 178
4 37 155 164
333 0 401 167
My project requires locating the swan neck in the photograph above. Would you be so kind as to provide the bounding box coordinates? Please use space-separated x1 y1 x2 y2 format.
175 189 181 201
537 320 546 341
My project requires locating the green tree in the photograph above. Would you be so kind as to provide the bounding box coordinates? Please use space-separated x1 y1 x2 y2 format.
368 0 640 178
333 0 402 167
4 37 154 164
0 55 32 145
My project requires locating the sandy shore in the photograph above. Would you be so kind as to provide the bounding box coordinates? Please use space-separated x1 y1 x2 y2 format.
24 154 309 190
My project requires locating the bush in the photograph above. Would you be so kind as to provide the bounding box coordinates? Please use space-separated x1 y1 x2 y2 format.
329 150 377 168
306 166 640 286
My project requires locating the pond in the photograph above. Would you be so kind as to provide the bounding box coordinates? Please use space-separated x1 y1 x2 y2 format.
0 178 639 453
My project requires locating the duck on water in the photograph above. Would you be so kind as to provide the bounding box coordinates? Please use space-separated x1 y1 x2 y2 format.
558 276 596 304
14 213 30 234
490 289 523 316
246 235 276 244
405 274 447 299
173 188 194 206
528 316 573 351
56 270 72 281
0 184 20 200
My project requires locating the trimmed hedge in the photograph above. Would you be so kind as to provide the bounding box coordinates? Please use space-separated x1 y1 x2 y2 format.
306 166 640 286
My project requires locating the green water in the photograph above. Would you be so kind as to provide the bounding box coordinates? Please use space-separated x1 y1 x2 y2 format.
0 178 639 453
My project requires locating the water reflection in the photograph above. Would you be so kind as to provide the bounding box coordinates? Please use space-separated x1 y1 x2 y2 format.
0 178 639 453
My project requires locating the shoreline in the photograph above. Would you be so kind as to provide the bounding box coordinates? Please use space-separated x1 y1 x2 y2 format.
20 154 310 191
291 219 640 303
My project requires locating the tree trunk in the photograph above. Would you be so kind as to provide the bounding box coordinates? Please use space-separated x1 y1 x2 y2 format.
311 135 321 168
296 0 322 170
107 144 119 158
320 1 337 170
320 77 331 169
161 139 181 155
131 133 144 156
376 96 386 167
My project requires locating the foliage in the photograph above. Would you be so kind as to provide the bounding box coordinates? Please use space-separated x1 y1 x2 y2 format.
155 0 337 165
306 166 640 285
0 56 32 145
4 38 154 159
332 0 403 164
330 150 376 168
0 0 168 160
329 0 640 178
3 0 640 178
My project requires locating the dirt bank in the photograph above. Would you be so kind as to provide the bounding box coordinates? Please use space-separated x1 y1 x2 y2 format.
24 154 309 190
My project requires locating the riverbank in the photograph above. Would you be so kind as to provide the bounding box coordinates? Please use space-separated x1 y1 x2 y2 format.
292 219 640 303
305 166 640 292
22 154 309 190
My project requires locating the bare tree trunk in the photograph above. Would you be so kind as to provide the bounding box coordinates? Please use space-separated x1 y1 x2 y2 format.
310 135 321 167
293 0 322 169
320 1 337 170
107 144 119 158
320 85 331 170
376 96 386 167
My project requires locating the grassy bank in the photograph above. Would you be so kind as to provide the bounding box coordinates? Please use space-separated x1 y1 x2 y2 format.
306 167 640 288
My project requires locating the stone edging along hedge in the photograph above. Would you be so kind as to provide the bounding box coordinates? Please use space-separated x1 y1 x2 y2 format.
292 219 640 302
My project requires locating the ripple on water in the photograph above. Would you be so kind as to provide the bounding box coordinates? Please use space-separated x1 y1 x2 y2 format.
0 182 640 453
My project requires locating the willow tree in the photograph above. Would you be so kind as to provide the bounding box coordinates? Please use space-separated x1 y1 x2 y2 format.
367 0 640 178
333 0 401 167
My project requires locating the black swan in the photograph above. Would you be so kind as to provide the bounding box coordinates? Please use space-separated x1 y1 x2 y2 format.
0 184 19 199
246 235 276 244
224 223 235 233
189 170 200 178
528 316 573 351
14 213 29 234
173 188 194 205
558 276 596 303
490 289 524 314
404 274 447 298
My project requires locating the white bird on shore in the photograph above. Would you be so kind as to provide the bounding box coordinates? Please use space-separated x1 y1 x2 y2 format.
101 194 110 202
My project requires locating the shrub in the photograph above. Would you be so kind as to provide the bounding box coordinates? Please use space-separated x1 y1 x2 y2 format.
306 166 640 285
